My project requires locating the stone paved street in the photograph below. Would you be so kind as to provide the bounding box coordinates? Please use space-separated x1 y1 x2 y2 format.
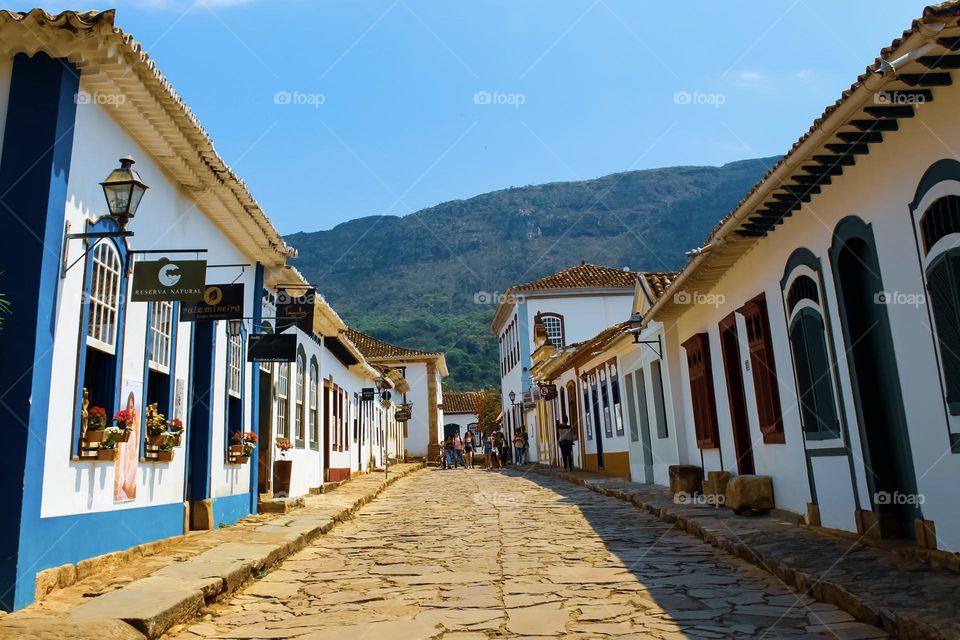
167 468 888 639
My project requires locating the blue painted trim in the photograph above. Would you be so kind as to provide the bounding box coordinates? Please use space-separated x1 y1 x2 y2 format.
71 219 130 458
140 301 182 460
188 321 216 503
249 264 264 514
223 321 247 462
212 492 250 528
0 53 80 611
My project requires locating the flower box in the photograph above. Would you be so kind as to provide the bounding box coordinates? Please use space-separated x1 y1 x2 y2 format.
97 449 118 461
85 430 106 443
148 434 167 446
230 455 250 465
117 428 132 443
171 434 183 447
155 450 174 462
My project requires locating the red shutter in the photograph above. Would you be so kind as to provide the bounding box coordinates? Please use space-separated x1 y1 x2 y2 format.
682 332 720 449
739 293 785 444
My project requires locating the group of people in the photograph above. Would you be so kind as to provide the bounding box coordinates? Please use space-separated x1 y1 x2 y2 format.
440 429 530 470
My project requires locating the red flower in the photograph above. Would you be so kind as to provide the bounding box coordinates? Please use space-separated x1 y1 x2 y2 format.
113 409 134 427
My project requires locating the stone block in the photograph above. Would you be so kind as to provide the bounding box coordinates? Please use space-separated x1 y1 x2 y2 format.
35 562 77 601
190 499 214 531
702 470 731 507
806 502 821 527
915 519 937 549
725 475 774 514
668 464 703 497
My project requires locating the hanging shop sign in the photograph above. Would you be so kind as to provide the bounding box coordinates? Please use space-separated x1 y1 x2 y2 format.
395 405 412 422
131 259 206 302
361 387 376 402
179 284 244 322
538 383 558 400
247 333 297 363
276 288 316 333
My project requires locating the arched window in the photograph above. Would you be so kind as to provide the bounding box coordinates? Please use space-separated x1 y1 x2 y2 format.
781 251 841 440
309 359 319 448
277 364 289 438
295 352 306 445
87 241 122 353
919 197 960 415
540 313 565 347
82 241 124 434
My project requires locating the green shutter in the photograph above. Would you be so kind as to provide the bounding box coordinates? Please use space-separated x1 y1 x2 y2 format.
927 253 960 414
803 312 840 438
789 319 818 435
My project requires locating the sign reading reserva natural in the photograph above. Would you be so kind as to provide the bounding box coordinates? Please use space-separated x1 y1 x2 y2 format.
131 259 206 302
276 287 315 333
180 284 244 322
247 333 297 362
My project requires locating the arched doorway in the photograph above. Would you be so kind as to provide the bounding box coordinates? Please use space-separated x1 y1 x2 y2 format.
830 217 919 539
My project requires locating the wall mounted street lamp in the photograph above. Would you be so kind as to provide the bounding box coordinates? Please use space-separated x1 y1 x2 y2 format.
228 319 244 338
61 156 149 278
100 156 149 232
628 311 662 358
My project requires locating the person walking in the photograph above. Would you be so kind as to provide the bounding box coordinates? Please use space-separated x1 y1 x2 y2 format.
464 431 475 469
443 436 455 470
513 431 525 465
483 433 493 469
453 432 465 468
494 433 504 468
558 422 575 471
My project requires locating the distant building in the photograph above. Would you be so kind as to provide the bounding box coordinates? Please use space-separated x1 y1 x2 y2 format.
345 329 447 461
492 262 636 462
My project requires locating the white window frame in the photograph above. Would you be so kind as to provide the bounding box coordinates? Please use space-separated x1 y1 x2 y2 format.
309 362 319 444
149 301 174 373
277 363 289 438
86 241 122 354
228 331 243 398
541 313 564 347
295 354 305 442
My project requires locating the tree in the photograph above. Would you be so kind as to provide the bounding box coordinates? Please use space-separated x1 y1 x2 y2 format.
475 389 502 435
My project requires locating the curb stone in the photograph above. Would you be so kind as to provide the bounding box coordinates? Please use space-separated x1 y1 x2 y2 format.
0 464 422 640
527 465 957 640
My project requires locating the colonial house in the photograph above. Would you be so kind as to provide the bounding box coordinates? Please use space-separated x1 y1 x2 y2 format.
643 1 960 550
531 272 680 483
0 9 435 612
492 262 636 462
345 329 447 461
441 390 486 442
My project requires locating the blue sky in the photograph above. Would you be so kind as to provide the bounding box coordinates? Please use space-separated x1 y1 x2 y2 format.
15 1 923 233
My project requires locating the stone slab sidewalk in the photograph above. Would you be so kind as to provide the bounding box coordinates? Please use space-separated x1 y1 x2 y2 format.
526 464 960 640
0 464 422 640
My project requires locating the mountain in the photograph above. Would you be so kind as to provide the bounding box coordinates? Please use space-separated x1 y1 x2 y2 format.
285 156 778 391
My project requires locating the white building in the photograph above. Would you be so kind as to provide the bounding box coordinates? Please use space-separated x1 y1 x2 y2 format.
442 390 485 441
345 329 447 461
644 3 960 550
492 262 636 462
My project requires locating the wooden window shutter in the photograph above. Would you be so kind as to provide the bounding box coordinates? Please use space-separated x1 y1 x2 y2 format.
682 332 720 449
926 252 960 415
739 293 785 443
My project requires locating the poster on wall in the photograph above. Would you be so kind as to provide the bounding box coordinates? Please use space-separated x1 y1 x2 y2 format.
173 379 186 424
114 377 142 503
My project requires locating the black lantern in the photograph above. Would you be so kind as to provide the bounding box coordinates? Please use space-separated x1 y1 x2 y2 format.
100 156 148 231
508 390 516 404
228 319 244 338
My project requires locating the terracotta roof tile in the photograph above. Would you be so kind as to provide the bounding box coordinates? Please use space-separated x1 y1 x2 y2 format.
641 272 678 300
344 328 441 360
510 262 636 294
442 391 487 415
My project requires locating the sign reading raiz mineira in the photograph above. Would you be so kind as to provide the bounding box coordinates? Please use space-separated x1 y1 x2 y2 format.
131 259 206 302
179 284 244 322
276 288 316 333
247 334 297 362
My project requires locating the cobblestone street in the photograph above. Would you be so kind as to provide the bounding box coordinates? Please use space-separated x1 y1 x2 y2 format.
168 468 888 639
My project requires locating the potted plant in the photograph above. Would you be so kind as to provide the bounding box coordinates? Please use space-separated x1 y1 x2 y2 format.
156 439 175 462
113 408 134 443
273 438 293 497
97 427 123 461
167 418 184 447
229 431 257 464
85 406 108 443
145 403 168 446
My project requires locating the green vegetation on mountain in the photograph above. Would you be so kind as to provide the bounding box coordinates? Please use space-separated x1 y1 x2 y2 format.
286 157 777 390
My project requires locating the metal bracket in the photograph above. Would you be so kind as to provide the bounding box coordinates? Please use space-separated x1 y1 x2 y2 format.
633 333 663 359
60 221 135 279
